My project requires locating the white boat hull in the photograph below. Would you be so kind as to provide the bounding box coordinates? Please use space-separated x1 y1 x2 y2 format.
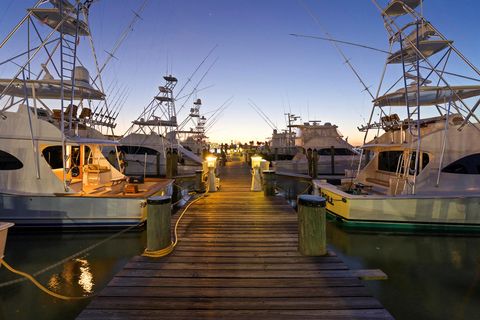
315 181 480 230
0 189 169 228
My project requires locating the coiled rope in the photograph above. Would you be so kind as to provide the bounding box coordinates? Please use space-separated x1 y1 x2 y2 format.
142 187 208 258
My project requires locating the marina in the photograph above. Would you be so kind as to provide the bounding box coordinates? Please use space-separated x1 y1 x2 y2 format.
1 0 480 319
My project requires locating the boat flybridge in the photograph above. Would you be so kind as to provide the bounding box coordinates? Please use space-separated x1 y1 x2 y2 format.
315 0 480 231
0 0 172 228
273 115 360 178
119 76 203 178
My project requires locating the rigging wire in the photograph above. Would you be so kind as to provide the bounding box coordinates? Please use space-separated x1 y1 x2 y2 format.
296 0 375 100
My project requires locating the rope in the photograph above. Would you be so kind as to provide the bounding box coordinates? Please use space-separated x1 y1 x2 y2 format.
0 259 94 300
142 185 209 258
0 222 142 288
0 181 202 298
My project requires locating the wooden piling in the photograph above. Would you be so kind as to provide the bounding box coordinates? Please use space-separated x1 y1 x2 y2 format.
262 170 276 196
146 196 172 251
297 195 327 256
195 169 205 193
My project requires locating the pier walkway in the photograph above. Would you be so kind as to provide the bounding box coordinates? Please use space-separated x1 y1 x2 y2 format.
77 161 393 319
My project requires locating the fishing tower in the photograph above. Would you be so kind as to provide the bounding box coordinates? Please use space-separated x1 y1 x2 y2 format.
358 0 480 193
0 0 115 190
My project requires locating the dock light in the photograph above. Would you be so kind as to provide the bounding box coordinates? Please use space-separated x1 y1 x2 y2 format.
250 155 263 191
205 156 219 192
206 156 217 168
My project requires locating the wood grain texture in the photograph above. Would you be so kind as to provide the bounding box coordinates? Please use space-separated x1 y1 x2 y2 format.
77 161 393 319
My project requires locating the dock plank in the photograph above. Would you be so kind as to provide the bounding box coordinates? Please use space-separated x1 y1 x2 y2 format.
77 161 393 319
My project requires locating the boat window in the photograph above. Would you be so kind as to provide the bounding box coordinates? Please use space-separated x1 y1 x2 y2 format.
378 151 403 172
42 146 63 169
317 148 356 156
442 153 480 174
409 152 430 175
119 145 159 156
0 150 23 170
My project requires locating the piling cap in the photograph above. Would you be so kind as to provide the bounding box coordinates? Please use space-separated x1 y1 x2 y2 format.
147 196 172 205
298 195 326 208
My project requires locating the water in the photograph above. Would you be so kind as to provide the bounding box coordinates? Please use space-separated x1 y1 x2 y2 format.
327 226 480 320
1 200 480 319
0 230 146 320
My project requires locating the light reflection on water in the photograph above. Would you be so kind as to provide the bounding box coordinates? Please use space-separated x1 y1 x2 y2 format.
0 231 145 320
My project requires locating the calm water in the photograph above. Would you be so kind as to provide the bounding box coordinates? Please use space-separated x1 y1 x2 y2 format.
327 226 480 320
0 230 146 320
1 202 480 319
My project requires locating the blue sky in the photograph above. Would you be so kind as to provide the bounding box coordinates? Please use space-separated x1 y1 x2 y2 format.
1 0 480 146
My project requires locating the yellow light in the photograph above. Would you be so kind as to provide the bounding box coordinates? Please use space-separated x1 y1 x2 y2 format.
251 155 263 168
206 156 217 168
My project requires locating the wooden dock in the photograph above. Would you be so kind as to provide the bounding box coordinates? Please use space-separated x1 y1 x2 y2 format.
77 161 393 319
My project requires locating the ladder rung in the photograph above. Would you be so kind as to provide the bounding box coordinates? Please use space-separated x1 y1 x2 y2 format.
63 52 75 58
63 38 76 44
63 60 74 65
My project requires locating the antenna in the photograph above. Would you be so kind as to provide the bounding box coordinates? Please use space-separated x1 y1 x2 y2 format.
289 33 390 54
248 99 278 131
175 44 218 99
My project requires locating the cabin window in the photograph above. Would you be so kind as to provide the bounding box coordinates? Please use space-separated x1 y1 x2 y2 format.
378 151 403 172
0 150 23 170
317 148 356 156
442 153 480 174
42 146 63 169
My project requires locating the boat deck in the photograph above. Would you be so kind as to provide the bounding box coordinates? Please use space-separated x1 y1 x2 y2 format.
77 161 393 319
65 178 173 198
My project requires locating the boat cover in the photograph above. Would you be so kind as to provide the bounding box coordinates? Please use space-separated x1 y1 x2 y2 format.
387 40 451 64
29 8 89 36
374 85 480 107
383 0 422 17
0 79 105 100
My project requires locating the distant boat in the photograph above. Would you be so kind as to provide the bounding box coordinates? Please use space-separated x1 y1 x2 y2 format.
315 0 480 231
272 116 360 178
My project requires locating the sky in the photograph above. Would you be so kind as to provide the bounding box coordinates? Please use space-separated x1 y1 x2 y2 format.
1 0 480 146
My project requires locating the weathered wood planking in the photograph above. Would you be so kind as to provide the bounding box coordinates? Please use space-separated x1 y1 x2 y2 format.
77 161 393 320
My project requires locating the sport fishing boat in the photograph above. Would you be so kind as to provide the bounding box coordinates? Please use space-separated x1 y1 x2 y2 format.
0 0 172 228
273 114 360 178
119 76 203 178
315 0 480 231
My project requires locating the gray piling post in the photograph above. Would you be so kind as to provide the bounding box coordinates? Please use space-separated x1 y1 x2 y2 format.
195 169 205 192
262 170 276 196
166 149 172 178
297 195 327 256
146 196 172 251
330 145 335 175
